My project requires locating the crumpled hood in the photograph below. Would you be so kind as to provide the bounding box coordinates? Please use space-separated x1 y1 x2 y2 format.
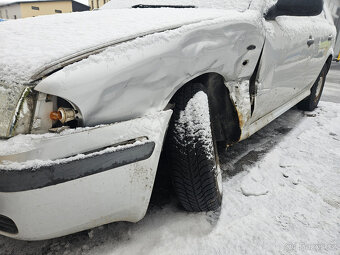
0 8 233 86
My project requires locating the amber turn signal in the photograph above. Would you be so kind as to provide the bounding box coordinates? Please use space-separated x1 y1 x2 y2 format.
50 111 62 121
50 108 76 123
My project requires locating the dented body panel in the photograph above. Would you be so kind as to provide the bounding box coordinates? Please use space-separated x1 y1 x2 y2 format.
35 11 265 127
0 0 337 241
0 111 172 240
250 15 335 125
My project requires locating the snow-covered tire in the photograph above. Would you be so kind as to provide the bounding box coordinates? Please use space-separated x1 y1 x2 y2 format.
297 64 327 111
166 83 222 212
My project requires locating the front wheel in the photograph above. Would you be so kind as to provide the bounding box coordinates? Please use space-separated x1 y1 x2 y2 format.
165 83 222 212
297 64 328 111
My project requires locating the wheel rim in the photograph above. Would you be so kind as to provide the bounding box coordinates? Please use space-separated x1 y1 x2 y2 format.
314 75 324 103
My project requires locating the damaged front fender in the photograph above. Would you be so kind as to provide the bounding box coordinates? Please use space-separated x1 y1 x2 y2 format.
225 80 252 132
34 11 265 127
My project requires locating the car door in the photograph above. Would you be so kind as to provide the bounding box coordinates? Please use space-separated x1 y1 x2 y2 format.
308 8 336 81
250 15 319 122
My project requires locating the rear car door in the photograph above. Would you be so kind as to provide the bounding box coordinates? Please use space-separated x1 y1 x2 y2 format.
308 7 336 81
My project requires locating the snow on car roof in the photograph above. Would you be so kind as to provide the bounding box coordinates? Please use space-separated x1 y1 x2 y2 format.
0 8 241 86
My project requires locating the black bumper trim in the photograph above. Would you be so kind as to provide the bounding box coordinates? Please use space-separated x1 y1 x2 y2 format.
0 141 155 192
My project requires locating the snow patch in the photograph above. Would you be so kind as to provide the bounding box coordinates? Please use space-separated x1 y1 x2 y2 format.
0 139 147 170
175 91 214 159
0 100 339 255
0 8 241 86
0 125 101 156
240 168 269 197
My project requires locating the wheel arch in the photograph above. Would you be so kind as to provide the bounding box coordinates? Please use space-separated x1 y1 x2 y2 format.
325 54 333 74
168 72 241 145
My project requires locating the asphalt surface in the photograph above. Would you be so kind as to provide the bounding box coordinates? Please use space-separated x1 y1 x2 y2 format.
330 61 340 71
322 61 340 103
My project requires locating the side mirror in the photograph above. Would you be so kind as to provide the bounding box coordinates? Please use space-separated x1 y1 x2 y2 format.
265 0 324 20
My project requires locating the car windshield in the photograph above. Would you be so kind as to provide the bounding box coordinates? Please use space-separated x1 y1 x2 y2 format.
102 0 253 11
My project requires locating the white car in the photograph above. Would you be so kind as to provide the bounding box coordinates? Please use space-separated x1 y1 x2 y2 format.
0 0 336 240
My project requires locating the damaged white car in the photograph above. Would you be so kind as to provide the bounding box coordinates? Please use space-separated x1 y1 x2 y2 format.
0 0 336 240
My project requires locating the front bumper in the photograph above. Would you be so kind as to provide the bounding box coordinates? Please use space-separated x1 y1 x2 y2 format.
0 110 172 240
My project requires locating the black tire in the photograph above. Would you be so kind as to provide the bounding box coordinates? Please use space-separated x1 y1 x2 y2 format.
297 65 327 111
165 83 222 212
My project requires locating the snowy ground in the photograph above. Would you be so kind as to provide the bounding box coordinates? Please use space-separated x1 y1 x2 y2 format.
0 66 339 255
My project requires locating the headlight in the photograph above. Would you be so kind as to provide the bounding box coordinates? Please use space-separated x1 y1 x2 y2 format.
11 87 37 136
0 83 82 138
0 84 36 138
50 107 76 124
31 93 83 134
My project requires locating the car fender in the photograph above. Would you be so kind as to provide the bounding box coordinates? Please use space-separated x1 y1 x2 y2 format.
35 11 265 127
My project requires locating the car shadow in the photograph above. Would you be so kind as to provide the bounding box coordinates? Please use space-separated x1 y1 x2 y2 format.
0 107 309 255
219 106 306 178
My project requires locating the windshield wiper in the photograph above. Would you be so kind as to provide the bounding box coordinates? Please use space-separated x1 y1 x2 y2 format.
132 4 196 9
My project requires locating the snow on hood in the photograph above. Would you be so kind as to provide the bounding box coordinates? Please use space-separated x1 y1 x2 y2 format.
0 8 236 86
102 0 251 11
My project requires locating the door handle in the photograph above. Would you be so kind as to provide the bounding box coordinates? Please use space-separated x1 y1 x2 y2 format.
307 37 315 47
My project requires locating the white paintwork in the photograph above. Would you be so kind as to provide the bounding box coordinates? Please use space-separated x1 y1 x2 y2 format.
0 8 250 86
0 110 172 240
251 14 335 124
35 10 265 126
0 0 337 241
240 87 311 140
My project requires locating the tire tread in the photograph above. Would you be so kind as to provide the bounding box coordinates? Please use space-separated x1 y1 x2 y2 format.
166 83 222 212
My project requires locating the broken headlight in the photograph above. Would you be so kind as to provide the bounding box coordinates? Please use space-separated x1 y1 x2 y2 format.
0 83 82 138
